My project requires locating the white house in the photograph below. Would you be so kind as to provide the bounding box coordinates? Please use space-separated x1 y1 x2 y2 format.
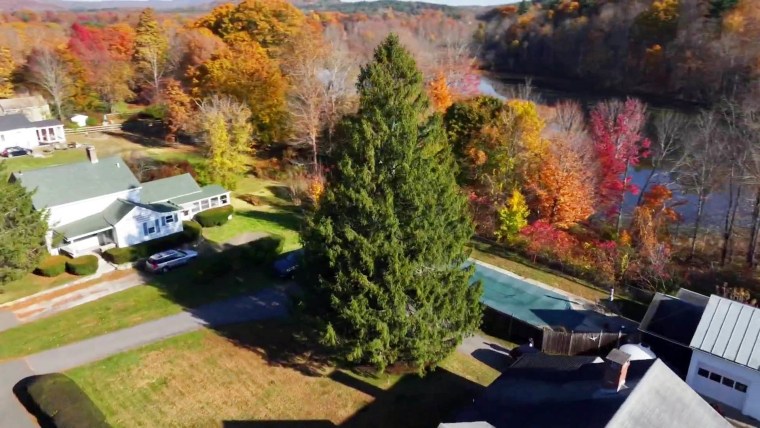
0 113 65 152
9 148 231 257
0 95 51 121
686 295 760 421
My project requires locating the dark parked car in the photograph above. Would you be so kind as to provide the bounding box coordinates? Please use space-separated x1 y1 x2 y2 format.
273 249 304 278
1 146 31 158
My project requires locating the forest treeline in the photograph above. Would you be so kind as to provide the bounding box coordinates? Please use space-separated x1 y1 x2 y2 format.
478 0 760 104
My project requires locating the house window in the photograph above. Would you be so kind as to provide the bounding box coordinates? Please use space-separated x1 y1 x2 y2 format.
182 210 190 217
191 202 201 213
164 214 175 224
210 196 220 207
697 368 709 378
201 199 210 210
735 382 748 393
221 194 229 204
142 221 157 236
721 377 735 388
708 372 722 383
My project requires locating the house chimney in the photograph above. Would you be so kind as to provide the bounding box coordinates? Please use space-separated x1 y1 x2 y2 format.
602 349 631 392
86 146 98 164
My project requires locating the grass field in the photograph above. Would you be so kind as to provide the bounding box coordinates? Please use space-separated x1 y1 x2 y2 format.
0 272 78 305
0 257 280 361
68 321 500 428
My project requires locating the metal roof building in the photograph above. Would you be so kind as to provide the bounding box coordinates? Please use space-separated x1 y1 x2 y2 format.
690 295 760 370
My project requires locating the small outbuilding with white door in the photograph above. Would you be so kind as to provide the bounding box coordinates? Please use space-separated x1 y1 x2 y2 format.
686 295 760 421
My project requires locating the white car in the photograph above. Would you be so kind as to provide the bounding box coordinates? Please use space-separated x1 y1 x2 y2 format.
145 249 198 273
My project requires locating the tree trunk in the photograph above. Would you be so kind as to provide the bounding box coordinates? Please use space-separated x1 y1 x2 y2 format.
636 166 657 207
54 96 63 122
721 176 740 267
746 187 760 267
615 160 631 235
690 194 706 260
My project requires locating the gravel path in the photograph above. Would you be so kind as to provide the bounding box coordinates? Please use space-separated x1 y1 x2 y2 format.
0 286 293 428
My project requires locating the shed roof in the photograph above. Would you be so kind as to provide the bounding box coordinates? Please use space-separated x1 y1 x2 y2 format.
11 156 141 209
0 113 32 132
140 174 202 204
690 295 760 370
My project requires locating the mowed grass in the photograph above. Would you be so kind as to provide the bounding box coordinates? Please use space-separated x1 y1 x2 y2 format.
68 321 498 428
0 259 279 361
204 176 302 251
0 272 78 305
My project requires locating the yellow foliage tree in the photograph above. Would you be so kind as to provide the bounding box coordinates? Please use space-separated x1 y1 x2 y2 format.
191 40 288 144
0 47 15 98
429 71 453 113
163 79 193 143
198 95 253 190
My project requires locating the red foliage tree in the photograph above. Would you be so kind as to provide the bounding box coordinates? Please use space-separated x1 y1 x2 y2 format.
590 98 651 232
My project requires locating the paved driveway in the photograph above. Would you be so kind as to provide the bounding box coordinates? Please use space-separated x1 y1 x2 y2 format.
0 286 293 427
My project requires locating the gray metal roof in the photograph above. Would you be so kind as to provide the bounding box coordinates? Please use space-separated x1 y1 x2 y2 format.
32 119 63 127
54 199 134 239
11 156 141 209
0 113 32 132
140 173 202 204
690 295 760 370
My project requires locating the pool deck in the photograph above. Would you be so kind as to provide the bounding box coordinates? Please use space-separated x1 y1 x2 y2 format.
470 259 637 333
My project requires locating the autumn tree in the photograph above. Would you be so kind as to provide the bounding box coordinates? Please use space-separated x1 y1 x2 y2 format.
191 39 287 145
301 35 481 373
590 98 651 234
133 8 169 100
443 95 503 182
429 71 453 113
496 189 529 242
162 79 192 143
27 47 72 121
197 95 252 190
0 46 14 98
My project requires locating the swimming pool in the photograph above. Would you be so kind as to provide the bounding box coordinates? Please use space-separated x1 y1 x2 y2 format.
471 261 634 332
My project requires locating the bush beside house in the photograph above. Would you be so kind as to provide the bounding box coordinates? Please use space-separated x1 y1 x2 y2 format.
13 373 109 428
182 220 202 242
35 256 69 277
194 205 234 227
65 256 99 276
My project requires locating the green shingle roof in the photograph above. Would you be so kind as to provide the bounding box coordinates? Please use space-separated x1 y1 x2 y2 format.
55 199 135 240
139 174 202 204
170 184 228 205
11 156 140 209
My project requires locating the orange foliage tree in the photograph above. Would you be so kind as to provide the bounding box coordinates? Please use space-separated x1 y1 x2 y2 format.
429 71 453 113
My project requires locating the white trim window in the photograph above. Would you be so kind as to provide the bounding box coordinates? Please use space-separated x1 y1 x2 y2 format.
221 194 229 204
162 214 177 225
191 202 201 214
210 196 220 207
142 219 160 236
201 199 210 210
696 367 748 393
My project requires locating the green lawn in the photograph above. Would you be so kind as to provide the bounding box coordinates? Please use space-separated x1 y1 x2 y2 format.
0 272 78 305
0 253 280 361
67 321 498 427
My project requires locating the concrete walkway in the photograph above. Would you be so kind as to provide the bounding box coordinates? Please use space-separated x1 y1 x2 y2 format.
0 286 292 428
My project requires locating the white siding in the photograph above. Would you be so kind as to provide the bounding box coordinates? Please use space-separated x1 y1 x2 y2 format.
0 128 38 151
179 192 231 221
47 189 141 228
687 350 760 420
113 206 182 248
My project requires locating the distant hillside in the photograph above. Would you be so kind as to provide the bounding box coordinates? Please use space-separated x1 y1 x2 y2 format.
300 0 470 14
0 0 63 10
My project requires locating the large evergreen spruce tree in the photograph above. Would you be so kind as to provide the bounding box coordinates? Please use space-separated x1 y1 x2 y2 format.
301 34 482 373
0 163 48 284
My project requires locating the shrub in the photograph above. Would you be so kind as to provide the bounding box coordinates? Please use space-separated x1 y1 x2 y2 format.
35 255 68 277
246 235 284 265
195 205 234 227
65 255 98 276
85 116 99 127
142 104 166 120
13 373 108 428
103 231 194 264
182 220 202 242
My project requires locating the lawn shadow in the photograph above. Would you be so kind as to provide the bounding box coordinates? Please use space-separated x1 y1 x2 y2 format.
471 349 513 372
104 131 165 149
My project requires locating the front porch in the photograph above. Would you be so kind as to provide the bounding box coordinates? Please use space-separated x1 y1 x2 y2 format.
34 122 66 145
57 229 116 258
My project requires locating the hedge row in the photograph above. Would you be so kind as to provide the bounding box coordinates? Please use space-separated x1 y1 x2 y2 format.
35 256 69 277
66 255 99 276
194 205 234 227
246 235 284 265
103 228 196 265
13 373 109 428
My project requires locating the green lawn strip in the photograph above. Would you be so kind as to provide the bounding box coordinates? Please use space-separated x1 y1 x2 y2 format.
0 260 277 360
0 273 78 305
203 208 302 251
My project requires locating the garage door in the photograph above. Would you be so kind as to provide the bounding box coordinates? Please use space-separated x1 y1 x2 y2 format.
693 367 748 410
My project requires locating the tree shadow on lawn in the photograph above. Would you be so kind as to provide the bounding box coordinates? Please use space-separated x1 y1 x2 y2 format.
214 320 486 428
103 131 166 149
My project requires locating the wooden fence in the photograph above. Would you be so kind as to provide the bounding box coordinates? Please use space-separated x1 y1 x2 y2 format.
541 328 625 356
64 124 122 135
